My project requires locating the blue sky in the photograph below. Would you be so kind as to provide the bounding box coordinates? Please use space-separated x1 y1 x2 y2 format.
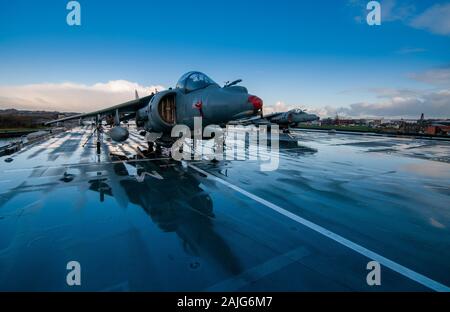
0 0 449 118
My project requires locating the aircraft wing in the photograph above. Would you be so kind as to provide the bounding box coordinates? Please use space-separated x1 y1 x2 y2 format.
45 95 153 125
262 112 282 120
230 112 282 126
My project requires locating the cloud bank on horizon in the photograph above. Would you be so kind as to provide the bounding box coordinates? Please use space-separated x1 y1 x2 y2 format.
1 65 448 119
0 81 164 113
309 65 450 119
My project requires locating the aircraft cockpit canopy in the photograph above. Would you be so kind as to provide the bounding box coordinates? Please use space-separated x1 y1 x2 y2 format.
176 71 218 92
292 109 304 114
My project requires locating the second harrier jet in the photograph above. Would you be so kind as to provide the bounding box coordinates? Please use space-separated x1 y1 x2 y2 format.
231 108 319 129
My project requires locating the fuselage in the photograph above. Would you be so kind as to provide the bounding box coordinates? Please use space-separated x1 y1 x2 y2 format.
136 72 262 135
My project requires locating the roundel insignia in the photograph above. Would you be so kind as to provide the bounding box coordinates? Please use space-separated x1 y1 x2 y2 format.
193 100 203 117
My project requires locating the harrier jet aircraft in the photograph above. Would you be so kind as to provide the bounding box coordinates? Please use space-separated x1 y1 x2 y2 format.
230 108 319 130
45 71 263 153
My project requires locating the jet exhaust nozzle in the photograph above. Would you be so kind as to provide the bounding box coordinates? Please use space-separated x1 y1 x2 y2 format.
107 126 129 142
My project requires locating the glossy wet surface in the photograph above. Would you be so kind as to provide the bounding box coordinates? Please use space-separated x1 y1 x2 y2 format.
0 127 449 291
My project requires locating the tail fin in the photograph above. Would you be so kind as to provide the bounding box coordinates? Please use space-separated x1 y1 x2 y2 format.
135 90 139 100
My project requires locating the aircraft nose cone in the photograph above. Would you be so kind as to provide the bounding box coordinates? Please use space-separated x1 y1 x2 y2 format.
248 95 263 110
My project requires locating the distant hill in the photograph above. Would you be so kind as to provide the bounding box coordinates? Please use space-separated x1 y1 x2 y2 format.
0 109 79 129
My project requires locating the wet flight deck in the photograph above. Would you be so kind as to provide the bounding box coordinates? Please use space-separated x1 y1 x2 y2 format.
0 127 449 291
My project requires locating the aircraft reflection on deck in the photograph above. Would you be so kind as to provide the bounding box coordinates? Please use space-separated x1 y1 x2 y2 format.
0 139 319 280
87 157 242 275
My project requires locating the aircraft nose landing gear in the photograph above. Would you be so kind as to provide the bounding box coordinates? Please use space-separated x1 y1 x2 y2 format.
82 123 103 161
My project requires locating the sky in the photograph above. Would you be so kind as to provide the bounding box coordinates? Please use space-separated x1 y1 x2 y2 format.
0 0 449 118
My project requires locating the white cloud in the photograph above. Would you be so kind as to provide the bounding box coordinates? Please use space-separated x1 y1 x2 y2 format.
2 68 449 120
381 0 415 22
332 67 450 118
263 101 297 115
408 66 450 86
369 87 421 98
332 88 450 119
410 3 450 35
301 65 450 119
348 0 415 23
265 80 450 119
349 0 450 36
0 80 165 112
395 47 426 54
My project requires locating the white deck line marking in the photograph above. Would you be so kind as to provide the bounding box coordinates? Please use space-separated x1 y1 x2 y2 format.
188 163 450 292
